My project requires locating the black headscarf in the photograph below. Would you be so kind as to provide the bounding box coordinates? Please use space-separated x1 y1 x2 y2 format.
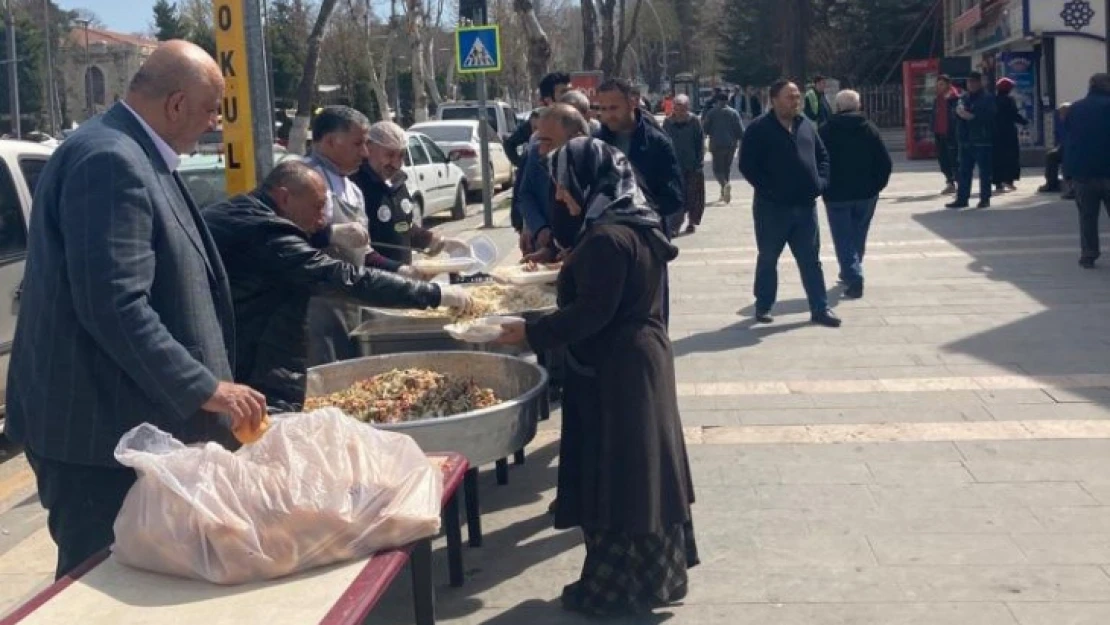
548 136 678 263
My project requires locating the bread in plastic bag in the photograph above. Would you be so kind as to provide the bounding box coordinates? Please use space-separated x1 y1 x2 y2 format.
111 408 442 584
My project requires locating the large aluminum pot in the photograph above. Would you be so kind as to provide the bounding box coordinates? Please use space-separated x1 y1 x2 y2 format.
305 352 548 467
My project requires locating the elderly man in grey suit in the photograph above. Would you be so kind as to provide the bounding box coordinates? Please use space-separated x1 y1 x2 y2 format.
6 40 267 579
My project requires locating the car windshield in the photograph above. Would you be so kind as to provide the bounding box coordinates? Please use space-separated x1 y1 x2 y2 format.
178 169 228 208
440 107 501 133
413 126 474 143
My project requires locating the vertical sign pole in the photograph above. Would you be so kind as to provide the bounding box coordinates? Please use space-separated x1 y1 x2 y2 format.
478 73 493 228
244 0 274 184
6 1 20 139
214 0 259 195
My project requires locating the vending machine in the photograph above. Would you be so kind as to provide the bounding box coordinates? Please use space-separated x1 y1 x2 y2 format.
903 58 940 160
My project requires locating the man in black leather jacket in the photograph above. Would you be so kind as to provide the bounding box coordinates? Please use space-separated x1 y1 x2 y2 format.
204 160 472 411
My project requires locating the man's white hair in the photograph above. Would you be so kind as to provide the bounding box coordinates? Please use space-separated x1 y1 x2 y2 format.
674 94 690 106
835 89 861 113
367 121 407 150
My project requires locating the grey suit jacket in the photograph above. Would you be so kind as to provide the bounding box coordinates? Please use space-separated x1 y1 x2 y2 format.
6 103 238 466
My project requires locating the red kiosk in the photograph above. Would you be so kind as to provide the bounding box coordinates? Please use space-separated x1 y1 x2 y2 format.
902 58 940 160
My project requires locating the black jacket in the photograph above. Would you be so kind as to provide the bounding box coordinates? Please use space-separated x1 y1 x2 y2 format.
203 191 442 409
739 112 830 206
819 112 893 202
596 109 685 218
1063 89 1110 180
350 162 435 265
956 90 996 146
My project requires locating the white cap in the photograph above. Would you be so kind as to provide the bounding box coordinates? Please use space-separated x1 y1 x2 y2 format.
367 121 407 150
674 94 690 105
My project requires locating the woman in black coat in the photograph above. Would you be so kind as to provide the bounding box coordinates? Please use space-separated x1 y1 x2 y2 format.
497 136 698 618
993 77 1028 192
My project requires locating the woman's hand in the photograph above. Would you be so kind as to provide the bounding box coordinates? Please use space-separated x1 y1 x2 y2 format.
555 185 582 216
496 321 527 345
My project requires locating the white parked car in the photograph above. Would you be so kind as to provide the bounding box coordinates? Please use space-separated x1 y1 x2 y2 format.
402 131 470 222
0 139 55 428
408 121 513 201
435 100 521 141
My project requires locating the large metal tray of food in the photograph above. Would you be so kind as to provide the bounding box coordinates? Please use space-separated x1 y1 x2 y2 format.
356 283 557 333
305 352 548 467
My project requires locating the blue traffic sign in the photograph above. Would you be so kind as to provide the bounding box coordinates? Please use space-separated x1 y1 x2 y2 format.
456 25 501 74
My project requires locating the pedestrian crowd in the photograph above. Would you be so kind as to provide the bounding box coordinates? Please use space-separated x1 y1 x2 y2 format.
6 35 1109 621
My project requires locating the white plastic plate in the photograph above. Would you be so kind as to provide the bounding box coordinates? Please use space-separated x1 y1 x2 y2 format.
412 256 479 275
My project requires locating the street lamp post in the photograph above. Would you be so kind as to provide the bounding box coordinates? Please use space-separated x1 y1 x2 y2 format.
75 18 92 119
42 0 58 136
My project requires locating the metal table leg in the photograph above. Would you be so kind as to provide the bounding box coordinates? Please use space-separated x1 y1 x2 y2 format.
463 468 482 547
495 458 509 485
513 449 526 465
443 491 464 587
411 539 435 625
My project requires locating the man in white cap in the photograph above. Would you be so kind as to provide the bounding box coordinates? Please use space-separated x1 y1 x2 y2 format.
350 121 470 268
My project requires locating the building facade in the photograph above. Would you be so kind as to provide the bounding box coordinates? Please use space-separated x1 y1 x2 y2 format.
945 0 1107 146
60 27 157 124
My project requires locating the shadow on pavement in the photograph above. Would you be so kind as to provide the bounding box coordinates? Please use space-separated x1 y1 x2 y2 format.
370 440 590 624
913 195 1110 405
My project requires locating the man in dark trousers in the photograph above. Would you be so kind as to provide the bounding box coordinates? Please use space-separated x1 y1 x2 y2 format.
504 71 571 168
595 77 684 229
663 94 707 234
739 79 841 328
595 77 685 326
819 89 893 300
932 74 961 195
804 75 832 126
702 91 745 204
204 161 471 411
7 41 268 579
947 71 996 209
349 121 469 272
1063 73 1110 269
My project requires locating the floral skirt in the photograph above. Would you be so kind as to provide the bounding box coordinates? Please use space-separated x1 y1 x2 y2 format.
561 521 699 617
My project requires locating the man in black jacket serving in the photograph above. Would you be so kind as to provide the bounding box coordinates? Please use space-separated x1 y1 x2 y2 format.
739 79 840 328
204 161 473 411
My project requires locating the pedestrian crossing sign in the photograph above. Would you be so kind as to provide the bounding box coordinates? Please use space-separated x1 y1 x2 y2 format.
456 25 501 74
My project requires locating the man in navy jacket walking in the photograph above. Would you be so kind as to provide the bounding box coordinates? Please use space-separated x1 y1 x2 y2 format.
739 79 841 328
1064 73 1110 268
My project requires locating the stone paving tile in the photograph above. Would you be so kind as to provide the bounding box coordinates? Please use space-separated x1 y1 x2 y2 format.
803 506 1045 535
1009 603 1110 625
1031 507 1110 534
868 533 1028 565
892 565 1110 602
957 439 1110 461
865 461 976 485
754 484 877 509
1012 534 1110 565
750 534 877 567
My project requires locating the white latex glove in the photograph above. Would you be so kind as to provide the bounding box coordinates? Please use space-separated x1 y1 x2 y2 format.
440 237 471 257
438 285 474 313
399 264 436 280
331 223 370 249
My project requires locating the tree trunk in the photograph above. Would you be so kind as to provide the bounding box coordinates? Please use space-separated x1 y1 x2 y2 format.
289 0 340 154
581 0 600 71
598 0 616 76
407 0 429 122
424 39 443 108
612 0 644 78
512 0 552 92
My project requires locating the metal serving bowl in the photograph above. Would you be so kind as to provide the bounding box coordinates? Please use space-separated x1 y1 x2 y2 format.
305 352 548 467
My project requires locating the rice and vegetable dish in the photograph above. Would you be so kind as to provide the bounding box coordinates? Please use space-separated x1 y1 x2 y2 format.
304 368 501 424
398 284 556 321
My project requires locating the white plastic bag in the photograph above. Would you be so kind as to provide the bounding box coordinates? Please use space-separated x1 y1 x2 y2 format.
112 408 442 584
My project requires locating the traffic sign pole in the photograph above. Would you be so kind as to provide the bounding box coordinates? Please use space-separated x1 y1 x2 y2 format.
243 0 274 184
477 75 493 228
455 22 501 229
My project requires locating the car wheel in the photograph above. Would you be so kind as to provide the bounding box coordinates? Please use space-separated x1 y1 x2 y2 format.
411 194 425 226
451 181 468 220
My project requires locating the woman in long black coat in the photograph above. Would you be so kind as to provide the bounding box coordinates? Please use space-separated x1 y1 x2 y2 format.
993 77 1028 192
498 136 698 618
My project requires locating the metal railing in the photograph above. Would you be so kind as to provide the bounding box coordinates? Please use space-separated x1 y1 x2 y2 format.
856 83 905 129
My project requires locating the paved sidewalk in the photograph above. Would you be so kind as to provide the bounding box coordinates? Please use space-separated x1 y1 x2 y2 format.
4 159 1110 625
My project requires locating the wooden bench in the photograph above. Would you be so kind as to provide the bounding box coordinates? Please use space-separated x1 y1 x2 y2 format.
0 453 469 625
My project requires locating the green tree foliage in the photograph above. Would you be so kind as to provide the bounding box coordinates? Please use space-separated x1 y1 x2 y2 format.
152 0 189 41
718 0 939 86
0 0 77 133
266 0 310 102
